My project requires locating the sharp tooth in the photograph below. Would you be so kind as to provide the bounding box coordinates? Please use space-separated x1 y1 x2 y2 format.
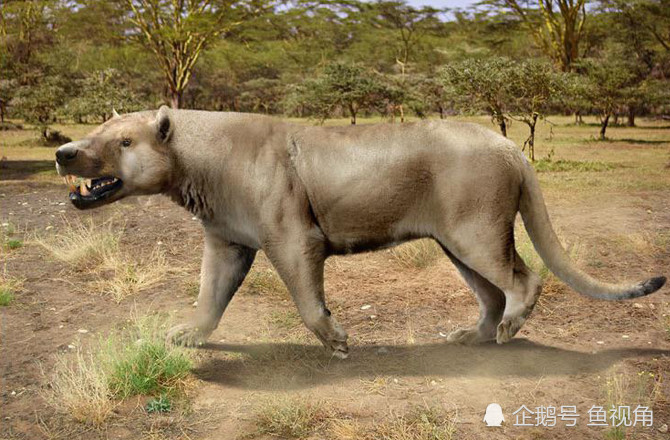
86 179 92 189
80 183 90 196
66 175 77 192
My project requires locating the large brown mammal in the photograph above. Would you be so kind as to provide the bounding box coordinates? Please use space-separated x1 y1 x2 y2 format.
55 107 666 358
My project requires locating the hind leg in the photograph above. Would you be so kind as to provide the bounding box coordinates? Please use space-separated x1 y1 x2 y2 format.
438 224 542 344
495 250 542 344
443 250 505 344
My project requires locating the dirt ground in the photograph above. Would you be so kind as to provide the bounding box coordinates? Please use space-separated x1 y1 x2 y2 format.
1 116 669 440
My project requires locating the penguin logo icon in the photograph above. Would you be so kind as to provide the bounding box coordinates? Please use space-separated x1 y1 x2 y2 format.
483 403 504 427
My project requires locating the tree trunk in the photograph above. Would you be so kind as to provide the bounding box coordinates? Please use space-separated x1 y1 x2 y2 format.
627 109 636 127
600 114 610 140
170 90 182 109
438 105 445 119
0 103 5 123
498 118 507 137
525 114 538 162
399 104 405 123
349 103 356 125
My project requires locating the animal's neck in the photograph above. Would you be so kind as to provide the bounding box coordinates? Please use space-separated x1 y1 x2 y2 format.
166 151 215 220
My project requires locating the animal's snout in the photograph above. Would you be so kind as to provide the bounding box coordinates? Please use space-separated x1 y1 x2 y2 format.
55 143 80 165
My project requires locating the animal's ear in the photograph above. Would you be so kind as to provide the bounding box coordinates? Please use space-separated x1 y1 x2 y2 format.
154 105 173 143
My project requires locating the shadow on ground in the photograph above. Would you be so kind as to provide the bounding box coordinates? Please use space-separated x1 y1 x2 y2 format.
192 339 670 390
0 160 56 180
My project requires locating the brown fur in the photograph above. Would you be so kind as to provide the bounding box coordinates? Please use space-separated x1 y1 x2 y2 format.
54 107 666 357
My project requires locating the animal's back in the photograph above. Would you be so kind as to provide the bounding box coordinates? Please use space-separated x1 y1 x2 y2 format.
289 119 523 253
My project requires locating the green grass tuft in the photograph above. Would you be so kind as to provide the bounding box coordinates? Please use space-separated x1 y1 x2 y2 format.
5 239 23 249
0 275 22 306
146 395 172 413
46 313 193 426
534 159 616 172
105 315 192 398
0 288 14 306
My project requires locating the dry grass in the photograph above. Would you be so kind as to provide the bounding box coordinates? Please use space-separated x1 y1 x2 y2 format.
35 218 173 301
34 218 121 268
46 347 115 427
45 313 193 426
244 267 288 297
601 368 662 439
360 376 390 395
329 405 456 440
515 229 583 281
93 248 172 302
390 239 442 269
268 308 303 330
254 396 331 438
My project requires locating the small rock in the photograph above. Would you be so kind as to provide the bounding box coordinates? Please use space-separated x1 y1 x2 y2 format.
596 341 605 345
58 202 65 206
658 424 668 433
191 216 198 220
157 241 163 245
621 335 629 339
376 347 389 355
192 301 198 306
393 378 399 384
430 380 437 386
369 315 377 319
633 303 644 309
646 209 652 214
67 344 75 349
438 331 448 338
10 391 16 396
45 225 53 230
361 304 372 310
77 329 88 334
48 307 56 311
58 324 64 329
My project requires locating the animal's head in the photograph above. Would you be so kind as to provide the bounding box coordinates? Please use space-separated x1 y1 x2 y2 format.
55 106 174 210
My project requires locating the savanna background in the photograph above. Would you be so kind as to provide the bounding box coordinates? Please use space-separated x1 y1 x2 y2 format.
1 0 670 439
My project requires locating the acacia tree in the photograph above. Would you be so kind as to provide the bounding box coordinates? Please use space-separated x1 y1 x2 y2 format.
575 58 638 139
121 0 247 108
507 61 566 161
286 63 384 125
441 57 514 136
64 69 146 122
490 0 588 71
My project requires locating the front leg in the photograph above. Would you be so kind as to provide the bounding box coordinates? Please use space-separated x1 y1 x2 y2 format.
263 230 349 359
168 229 256 346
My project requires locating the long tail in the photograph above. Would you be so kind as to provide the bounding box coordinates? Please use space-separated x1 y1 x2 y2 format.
518 160 666 300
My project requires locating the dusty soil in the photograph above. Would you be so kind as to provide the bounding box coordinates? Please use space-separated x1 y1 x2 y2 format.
1 121 670 440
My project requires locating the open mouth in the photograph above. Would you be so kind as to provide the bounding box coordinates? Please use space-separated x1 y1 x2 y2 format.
64 175 123 209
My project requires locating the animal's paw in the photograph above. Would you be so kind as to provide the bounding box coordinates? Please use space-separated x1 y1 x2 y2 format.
329 339 350 359
446 327 483 345
166 323 210 347
496 317 524 344
314 320 349 359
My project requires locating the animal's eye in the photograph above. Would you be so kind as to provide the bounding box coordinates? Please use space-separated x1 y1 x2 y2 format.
121 138 132 147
